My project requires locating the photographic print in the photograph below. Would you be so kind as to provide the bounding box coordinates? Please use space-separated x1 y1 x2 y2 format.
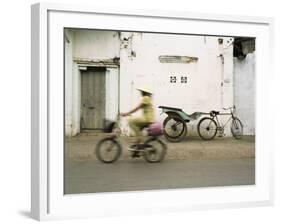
63 29 255 194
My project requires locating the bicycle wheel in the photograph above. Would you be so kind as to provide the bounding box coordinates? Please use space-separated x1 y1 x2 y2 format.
163 115 187 142
95 137 122 163
143 138 167 163
231 117 243 139
197 117 217 140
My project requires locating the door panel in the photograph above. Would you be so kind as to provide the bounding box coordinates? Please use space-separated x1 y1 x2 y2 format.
81 67 106 129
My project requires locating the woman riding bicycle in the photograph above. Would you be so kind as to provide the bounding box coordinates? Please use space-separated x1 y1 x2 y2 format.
96 86 166 163
120 86 155 146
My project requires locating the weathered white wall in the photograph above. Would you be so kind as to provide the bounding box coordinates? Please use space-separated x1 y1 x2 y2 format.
105 68 119 120
64 29 74 137
65 29 249 137
119 32 234 135
72 30 120 60
65 30 120 136
234 53 255 135
71 62 80 136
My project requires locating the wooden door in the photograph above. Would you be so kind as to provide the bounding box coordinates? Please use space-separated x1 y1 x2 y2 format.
81 67 106 129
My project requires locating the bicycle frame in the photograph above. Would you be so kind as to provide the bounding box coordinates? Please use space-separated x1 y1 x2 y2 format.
97 115 167 163
106 115 158 147
211 107 236 131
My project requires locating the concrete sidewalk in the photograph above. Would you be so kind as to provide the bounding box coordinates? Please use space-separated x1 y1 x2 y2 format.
65 133 255 161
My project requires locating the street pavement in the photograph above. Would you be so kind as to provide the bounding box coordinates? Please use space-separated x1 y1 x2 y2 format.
64 158 255 194
64 134 255 194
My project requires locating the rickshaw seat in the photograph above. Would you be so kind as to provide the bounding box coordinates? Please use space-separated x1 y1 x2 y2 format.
158 106 183 112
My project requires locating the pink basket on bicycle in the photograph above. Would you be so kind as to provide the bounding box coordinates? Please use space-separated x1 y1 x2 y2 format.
147 122 164 136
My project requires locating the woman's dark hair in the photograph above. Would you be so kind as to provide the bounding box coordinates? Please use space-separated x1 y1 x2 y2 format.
141 91 152 97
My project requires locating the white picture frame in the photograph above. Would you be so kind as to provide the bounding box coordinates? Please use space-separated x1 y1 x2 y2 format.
31 2 274 221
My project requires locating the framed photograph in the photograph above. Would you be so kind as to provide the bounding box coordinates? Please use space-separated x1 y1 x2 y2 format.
31 2 274 221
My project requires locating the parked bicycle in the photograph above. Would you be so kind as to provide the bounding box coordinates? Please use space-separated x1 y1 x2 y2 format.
197 106 243 140
95 115 167 163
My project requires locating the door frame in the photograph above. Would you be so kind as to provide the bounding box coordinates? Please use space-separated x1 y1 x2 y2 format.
77 63 120 131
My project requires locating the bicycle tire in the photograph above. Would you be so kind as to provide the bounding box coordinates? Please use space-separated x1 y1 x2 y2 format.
143 138 167 163
231 117 243 139
197 117 218 140
163 115 187 142
95 137 122 163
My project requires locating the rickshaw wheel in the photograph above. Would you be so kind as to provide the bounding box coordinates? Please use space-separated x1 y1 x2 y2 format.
163 115 187 142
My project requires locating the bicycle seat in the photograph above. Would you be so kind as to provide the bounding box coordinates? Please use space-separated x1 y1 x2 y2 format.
210 110 220 116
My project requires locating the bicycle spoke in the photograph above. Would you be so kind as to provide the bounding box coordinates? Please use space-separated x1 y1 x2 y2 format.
144 139 167 163
197 118 217 140
231 118 243 139
165 119 184 137
96 138 121 163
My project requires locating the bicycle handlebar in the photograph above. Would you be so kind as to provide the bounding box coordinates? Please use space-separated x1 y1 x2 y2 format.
223 106 236 111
